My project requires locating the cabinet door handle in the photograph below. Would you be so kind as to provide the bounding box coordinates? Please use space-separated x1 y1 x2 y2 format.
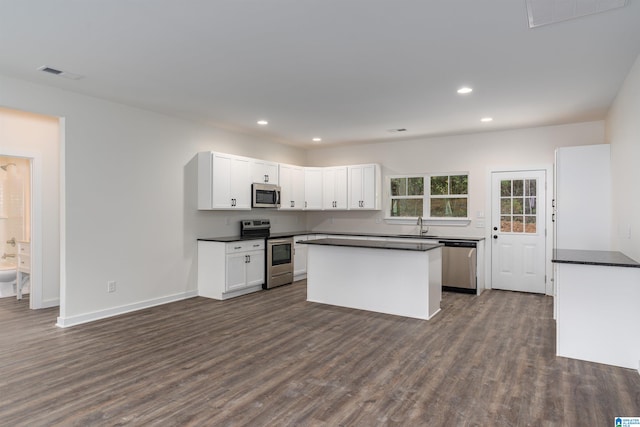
247 255 251 263
235 246 242 250
305 201 307 208
264 174 268 183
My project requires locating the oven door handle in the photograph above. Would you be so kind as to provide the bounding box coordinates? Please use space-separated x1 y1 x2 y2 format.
268 239 292 245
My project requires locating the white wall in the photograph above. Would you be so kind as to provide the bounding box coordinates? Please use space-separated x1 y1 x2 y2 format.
0 74 306 326
0 108 60 306
305 121 605 237
606 53 640 262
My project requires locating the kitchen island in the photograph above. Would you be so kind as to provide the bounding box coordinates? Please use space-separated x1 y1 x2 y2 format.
301 238 443 320
553 249 640 369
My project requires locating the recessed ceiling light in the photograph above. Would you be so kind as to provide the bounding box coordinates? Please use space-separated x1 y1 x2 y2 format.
457 87 473 94
480 117 493 122
257 120 268 125
312 137 322 142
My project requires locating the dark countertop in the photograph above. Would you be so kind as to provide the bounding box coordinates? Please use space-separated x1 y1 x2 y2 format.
273 231 485 241
552 249 640 268
198 235 267 243
198 230 484 243
199 231 485 243
300 238 443 252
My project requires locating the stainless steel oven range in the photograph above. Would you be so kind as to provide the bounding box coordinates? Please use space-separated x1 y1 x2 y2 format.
265 237 293 289
239 219 293 289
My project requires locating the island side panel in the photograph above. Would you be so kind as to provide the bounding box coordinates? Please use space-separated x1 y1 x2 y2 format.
556 262 640 369
428 247 442 318
306 244 436 320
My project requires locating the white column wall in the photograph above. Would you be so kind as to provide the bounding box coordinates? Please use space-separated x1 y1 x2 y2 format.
606 53 640 262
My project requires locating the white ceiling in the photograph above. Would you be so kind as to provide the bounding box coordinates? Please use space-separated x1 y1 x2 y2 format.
1 1 639 147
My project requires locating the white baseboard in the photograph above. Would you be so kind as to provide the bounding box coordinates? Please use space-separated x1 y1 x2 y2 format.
55 290 198 328
41 298 60 308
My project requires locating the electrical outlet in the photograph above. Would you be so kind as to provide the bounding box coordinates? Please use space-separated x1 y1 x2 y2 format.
107 281 116 293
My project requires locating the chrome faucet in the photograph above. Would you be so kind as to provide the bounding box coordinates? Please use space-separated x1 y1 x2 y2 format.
417 216 429 236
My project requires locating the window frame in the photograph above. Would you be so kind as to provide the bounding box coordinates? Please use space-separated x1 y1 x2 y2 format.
385 172 471 225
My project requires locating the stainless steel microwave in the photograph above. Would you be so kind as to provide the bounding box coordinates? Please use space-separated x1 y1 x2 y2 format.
252 183 281 208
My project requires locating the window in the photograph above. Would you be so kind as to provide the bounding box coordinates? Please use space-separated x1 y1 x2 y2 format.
390 176 424 217
500 178 537 233
388 173 468 220
429 174 468 218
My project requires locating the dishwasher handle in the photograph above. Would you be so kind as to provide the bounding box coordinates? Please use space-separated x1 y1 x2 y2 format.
467 247 477 289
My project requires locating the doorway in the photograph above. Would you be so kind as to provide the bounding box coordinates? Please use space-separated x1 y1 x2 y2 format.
491 170 547 294
0 106 59 310
0 156 31 300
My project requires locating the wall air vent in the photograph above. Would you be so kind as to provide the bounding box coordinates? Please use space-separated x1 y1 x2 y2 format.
525 0 628 28
37 65 84 80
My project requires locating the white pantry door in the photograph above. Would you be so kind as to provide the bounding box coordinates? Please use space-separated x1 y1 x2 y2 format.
491 170 546 293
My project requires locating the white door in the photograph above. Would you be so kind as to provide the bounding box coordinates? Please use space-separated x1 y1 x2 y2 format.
323 168 337 209
349 166 363 209
226 253 247 291
334 167 348 209
212 153 232 208
491 170 546 293
304 168 323 210
230 157 251 208
245 251 265 287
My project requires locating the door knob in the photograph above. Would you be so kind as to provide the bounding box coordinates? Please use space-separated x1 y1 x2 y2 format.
493 235 498 239
493 226 498 231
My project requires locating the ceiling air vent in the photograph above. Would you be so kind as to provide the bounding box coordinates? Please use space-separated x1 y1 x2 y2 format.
525 0 628 28
40 66 63 75
37 65 84 80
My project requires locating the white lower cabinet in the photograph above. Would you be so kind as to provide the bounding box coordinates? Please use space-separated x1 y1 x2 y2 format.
198 239 265 300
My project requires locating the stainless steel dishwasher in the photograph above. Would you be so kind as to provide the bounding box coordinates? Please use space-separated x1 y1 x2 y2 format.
439 240 477 293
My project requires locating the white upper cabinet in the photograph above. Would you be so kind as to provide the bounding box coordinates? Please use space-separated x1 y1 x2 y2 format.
348 164 381 210
197 152 251 210
198 150 381 212
322 166 348 210
304 167 324 210
279 163 305 210
250 159 279 185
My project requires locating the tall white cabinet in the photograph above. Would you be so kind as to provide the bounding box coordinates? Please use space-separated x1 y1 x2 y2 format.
554 144 611 250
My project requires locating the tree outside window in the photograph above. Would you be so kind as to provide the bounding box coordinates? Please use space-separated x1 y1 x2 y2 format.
388 174 468 219
429 175 468 218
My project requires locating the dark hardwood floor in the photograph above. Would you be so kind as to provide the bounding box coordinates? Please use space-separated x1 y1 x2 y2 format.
1 282 638 426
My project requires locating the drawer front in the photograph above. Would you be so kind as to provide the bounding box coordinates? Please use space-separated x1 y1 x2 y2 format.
18 255 31 271
18 242 31 254
226 240 265 254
